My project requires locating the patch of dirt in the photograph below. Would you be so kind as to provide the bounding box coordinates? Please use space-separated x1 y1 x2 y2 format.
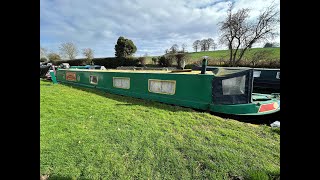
228 173 244 180
40 174 49 180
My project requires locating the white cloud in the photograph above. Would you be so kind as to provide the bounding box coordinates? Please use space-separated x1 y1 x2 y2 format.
40 0 280 58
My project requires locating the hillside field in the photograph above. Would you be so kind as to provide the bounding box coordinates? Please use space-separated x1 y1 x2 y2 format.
145 47 280 67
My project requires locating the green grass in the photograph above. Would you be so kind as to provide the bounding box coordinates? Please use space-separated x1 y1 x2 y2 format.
144 47 280 65
40 80 280 179
146 47 280 61
188 47 279 61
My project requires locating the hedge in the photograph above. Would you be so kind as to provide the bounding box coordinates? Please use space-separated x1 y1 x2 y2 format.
52 57 139 68
93 57 139 68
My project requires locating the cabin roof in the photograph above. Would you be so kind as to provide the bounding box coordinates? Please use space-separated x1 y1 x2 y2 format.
58 69 215 75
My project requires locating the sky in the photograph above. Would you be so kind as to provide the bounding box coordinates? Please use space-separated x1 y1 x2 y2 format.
40 0 280 58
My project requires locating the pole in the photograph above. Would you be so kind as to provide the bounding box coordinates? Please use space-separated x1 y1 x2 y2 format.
201 58 207 74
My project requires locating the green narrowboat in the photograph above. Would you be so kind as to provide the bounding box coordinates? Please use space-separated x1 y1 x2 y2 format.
55 66 280 116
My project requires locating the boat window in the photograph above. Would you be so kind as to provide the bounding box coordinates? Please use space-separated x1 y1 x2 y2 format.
222 75 246 95
276 72 280 79
90 75 98 84
253 71 261 77
148 79 176 95
113 77 130 89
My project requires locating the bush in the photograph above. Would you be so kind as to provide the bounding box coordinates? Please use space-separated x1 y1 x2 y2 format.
175 53 191 69
47 53 61 64
190 57 280 69
158 56 166 66
166 55 176 67
51 57 139 68
151 57 158 64
184 64 194 69
138 57 147 67
93 57 139 68
85 58 93 65
40 57 47 62
158 55 174 67
51 59 87 66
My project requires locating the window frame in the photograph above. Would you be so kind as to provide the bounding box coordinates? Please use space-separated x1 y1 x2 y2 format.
89 75 98 85
148 79 176 95
112 77 130 89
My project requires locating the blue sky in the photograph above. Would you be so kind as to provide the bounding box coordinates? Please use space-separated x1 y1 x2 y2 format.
40 0 280 59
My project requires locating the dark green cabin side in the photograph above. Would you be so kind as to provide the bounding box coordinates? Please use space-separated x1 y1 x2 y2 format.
55 69 280 115
56 69 214 110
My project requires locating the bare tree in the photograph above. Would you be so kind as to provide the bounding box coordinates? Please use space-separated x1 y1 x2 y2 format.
212 42 217 51
82 48 94 64
170 44 179 53
40 47 47 59
207 38 215 51
181 43 187 52
192 40 201 52
219 2 279 66
59 42 79 60
82 48 94 59
200 39 208 51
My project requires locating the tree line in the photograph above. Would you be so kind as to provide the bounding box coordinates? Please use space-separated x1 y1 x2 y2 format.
192 38 217 52
41 36 137 63
40 43 94 64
